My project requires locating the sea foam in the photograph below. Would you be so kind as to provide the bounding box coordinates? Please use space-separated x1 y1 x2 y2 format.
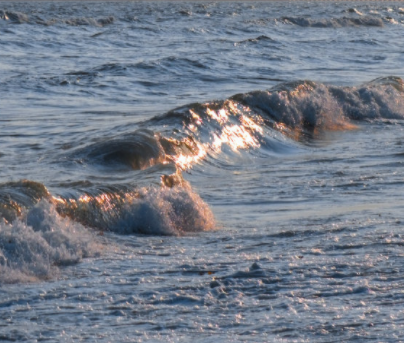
0 201 98 284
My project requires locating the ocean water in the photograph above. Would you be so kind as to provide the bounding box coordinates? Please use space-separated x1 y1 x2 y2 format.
1 0 404 341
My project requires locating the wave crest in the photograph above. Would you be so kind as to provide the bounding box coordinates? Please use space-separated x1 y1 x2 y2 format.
0 180 50 223
235 77 404 130
60 77 404 174
73 129 166 171
56 184 215 236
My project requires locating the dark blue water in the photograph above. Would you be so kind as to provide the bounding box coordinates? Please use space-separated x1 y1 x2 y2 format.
1 1 404 341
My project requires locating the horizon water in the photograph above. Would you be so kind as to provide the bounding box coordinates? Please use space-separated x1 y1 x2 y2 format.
1 1 404 341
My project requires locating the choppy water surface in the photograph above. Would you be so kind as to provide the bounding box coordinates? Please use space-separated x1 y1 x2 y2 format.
1 1 404 341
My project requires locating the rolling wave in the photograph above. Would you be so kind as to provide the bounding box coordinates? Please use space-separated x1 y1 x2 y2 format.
0 181 214 282
0 77 403 283
145 76 404 168
55 183 215 235
73 129 165 171
0 180 50 223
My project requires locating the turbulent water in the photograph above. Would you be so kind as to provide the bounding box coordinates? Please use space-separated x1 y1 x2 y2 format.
1 0 404 341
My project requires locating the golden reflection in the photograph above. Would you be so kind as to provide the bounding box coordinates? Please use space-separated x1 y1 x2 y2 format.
226 100 252 115
97 194 117 212
189 109 203 125
273 122 302 141
172 97 358 171
53 191 133 230
220 125 260 150
335 121 358 131
168 103 266 170
211 133 223 152
56 192 125 220
274 122 286 131
290 83 314 97
226 100 239 114
240 115 263 134
206 108 229 124
52 196 66 205
79 195 91 203
171 140 208 171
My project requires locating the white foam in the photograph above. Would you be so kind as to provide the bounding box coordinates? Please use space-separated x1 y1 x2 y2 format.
109 186 216 235
0 201 99 284
239 78 404 133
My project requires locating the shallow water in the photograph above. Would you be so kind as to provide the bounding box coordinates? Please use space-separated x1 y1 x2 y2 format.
1 1 404 341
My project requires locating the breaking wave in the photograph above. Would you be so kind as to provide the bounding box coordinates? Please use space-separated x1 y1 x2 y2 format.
151 76 404 166
56 184 215 236
0 201 98 284
0 181 215 282
0 180 50 223
0 76 403 283
1 77 403 282
0 178 215 236
235 76 404 126
62 76 404 173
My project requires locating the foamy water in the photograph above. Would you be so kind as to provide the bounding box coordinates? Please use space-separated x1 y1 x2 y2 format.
1 1 404 341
